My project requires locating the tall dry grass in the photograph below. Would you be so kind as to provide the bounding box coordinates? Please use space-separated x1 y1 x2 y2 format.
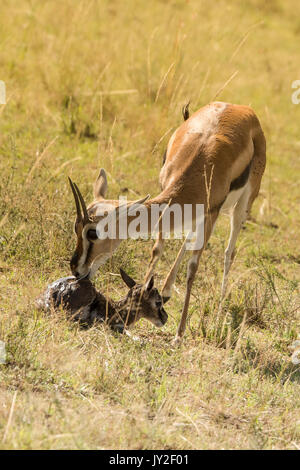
0 0 299 449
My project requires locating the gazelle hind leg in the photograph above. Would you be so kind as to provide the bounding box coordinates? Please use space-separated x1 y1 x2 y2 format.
220 184 251 301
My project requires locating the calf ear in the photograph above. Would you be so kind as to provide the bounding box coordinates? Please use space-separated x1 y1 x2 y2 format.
94 168 108 199
120 268 136 288
145 275 154 291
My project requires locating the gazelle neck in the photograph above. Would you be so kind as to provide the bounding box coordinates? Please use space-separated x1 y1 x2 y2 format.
116 188 183 239
113 297 138 328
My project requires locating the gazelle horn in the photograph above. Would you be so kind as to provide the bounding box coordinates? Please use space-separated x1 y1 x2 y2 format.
114 194 150 221
73 182 90 224
68 177 82 224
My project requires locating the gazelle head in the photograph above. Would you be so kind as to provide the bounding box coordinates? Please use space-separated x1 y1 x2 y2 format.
69 169 148 279
119 269 168 328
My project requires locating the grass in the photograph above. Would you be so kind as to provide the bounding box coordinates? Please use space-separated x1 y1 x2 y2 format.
0 0 299 450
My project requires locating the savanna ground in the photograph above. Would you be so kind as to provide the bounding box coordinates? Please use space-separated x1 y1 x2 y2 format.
0 0 299 450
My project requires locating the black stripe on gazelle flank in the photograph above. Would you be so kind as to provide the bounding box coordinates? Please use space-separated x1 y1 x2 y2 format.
229 159 252 192
208 158 253 215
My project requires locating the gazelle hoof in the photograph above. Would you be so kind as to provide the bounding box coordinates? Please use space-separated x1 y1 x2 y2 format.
172 335 183 346
124 330 141 342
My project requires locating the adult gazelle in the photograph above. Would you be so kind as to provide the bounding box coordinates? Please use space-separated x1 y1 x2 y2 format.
69 102 266 341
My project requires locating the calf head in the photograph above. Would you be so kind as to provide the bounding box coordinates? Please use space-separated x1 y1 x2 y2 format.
119 269 168 328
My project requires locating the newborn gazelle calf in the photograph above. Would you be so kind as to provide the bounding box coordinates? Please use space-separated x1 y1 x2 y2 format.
37 269 168 333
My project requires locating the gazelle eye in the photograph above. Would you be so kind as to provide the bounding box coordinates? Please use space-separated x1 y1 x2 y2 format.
156 300 162 308
86 229 98 241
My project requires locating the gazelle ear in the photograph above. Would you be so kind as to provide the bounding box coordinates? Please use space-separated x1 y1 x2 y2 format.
182 101 190 121
94 168 108 199
120 268 136 289
145 275 154 291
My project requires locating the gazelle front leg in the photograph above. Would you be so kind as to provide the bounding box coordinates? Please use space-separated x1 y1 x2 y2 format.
161 233 190 301
145 231 164 282
174 212 219 343
175 249 202 341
